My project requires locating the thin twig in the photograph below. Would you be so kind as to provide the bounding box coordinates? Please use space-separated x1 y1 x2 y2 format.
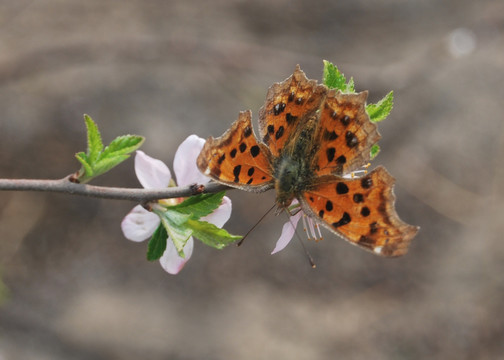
0 176 231 202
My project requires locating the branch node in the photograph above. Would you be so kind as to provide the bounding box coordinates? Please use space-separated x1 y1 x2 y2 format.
190 183 205 195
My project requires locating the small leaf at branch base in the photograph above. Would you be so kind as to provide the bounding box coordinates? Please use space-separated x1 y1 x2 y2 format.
75 115 145 183
169 192 226 219
75 152 93 177
84 114 104 163
187 219 242 249
366 91 394 123
147 225 168 261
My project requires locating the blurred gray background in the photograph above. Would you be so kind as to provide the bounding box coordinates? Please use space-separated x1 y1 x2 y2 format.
0 1 503 359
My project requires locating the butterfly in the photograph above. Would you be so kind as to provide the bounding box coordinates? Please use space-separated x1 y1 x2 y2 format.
197 65 418 256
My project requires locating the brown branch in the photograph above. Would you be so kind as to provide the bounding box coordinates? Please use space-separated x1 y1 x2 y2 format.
0 176 231 202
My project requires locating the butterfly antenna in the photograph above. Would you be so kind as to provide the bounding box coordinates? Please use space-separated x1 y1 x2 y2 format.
237 203 276 246
285 212 316 269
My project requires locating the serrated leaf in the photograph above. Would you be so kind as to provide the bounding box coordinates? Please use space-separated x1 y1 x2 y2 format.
344 77 355 93
366 91 394 123
75 152 93 177
157 209 193 257
93 154 130 176
101 135 145 159
147 225 168 261
370 144 380 160
323 60 347 91
170 192 225 219
83 114 103 163
187 219 242 249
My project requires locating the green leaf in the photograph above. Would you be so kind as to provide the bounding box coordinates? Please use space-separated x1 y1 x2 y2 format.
75 115 144 183
147 225 168 261
323 60 347 91
370 144 380 160
187 219 242 249
75 152 93 177
83 114 103 163
366 91 394 123
101 135 145 159
170 192 226 219
344 77 355 93
157 209 193 257
92 154 130 176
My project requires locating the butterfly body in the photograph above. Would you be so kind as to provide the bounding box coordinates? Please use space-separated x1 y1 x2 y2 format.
273 117 318 209
197 65 418 256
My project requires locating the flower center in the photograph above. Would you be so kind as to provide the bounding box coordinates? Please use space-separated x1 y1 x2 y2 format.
159 197 184 206
158 179 185 206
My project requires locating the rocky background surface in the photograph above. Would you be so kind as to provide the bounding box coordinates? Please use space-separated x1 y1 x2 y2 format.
0 1 503 359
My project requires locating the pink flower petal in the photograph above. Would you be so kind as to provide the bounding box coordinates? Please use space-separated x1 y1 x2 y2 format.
135 150 171 189
173 135 209 187
200 196 232 228
159 237 194 274
271 211 303 254
121 205 160 242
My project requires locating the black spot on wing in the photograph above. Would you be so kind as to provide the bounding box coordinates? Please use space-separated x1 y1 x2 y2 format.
286 113 297 125
336 182 349 195
361 176 373 189
323 129 338 141
250 145 260 158
275 126 284 140
345 131 359 148
332 212 351 228
244 126 252 138
273 103 286 115
341 115 350 126
353 193 364 203
233 165 241 183
326 147 335 162
336 155 346 164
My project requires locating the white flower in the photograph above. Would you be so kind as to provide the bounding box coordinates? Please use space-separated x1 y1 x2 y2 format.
271 200 322 255
121 135 232 274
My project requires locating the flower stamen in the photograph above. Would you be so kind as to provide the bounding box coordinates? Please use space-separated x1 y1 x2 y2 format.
302 214 310 240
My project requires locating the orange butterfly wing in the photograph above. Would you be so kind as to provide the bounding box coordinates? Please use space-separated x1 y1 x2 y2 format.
299 166 418 256
313 90 380 176
197 110 274 191
258 65 327 158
